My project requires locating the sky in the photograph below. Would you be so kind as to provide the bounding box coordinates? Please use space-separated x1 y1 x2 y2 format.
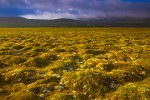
0 0 150 19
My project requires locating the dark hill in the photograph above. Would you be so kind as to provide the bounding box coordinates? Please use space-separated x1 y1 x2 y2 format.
0 17 150 27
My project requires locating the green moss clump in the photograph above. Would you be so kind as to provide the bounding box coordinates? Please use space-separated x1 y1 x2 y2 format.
32 47 45 52
103 63 115 72
33 58 49 67
40 53 58 61
61 70 114 98
25 57 49 67
85 49 106 55
6 90 40 100
12 83 26 92
50 60 78 74
0 61 7 68
44 74 61 84
12 45 24 50
4 68 36 84
47 93 73 100
53 48 66 53
10 56 27 65
74 94 90 100
106 70 126 83
106 83 150 100
123 65 146 82
95 62 115 72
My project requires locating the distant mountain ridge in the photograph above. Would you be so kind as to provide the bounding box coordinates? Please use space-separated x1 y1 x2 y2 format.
0 17 150 27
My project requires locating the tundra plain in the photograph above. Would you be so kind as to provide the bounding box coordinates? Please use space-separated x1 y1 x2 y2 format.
0 28 150 100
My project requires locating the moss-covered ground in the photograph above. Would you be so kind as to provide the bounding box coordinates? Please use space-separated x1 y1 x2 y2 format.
0 28 150 100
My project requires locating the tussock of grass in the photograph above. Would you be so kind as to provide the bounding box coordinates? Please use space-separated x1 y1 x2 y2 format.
106 82 150 100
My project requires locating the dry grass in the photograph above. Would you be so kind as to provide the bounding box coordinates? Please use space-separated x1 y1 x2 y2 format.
0 28 150 100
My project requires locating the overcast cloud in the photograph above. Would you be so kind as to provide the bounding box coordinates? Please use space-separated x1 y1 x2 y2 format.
0 0 150 19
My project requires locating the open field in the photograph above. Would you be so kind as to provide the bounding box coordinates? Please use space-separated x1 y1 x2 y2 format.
0 28 150 100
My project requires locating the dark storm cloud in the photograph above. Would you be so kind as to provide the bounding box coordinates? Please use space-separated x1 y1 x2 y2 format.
0 0 28 7
0 0 150 19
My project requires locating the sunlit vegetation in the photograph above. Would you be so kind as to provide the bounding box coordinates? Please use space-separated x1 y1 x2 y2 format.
0 28 150 100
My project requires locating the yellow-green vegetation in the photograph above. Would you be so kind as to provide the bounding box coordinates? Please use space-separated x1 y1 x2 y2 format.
0 28 150 100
